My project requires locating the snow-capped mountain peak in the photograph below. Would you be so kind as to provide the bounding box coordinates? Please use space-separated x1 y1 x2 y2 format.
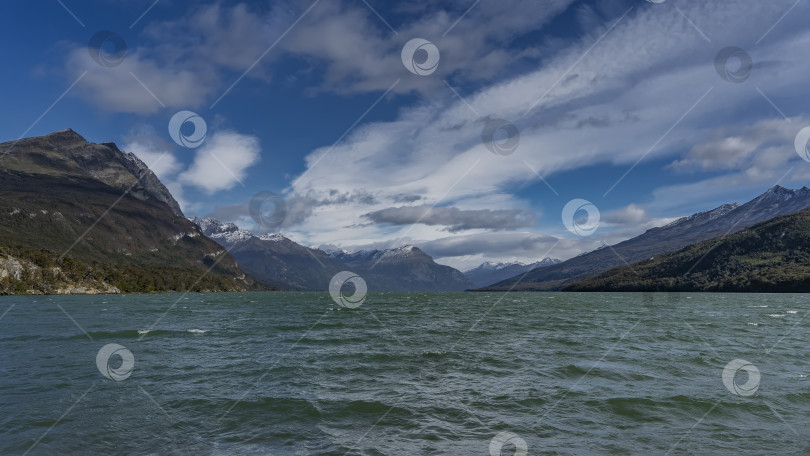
258 233 287 242
189 217 254 246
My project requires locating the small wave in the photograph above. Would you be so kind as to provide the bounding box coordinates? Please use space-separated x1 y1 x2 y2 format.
338 399 409 416
417 350 447 357
70 328 201 339
69 329 151 339
787 310 799 314
747 322 759 326
187 329 208 334
748 305 768 308
767 314 785 318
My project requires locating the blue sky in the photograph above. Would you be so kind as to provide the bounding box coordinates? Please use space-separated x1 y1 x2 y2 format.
1 0 810 269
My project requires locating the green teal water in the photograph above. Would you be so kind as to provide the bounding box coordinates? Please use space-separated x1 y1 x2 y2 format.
0 292 808 455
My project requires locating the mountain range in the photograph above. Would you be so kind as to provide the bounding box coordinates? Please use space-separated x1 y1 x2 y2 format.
566 208 810 292
2 129 808 295
193 217 473 291
463 259 560 288
479 186 810 291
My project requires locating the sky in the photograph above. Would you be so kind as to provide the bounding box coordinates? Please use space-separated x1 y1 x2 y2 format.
1 0 810 270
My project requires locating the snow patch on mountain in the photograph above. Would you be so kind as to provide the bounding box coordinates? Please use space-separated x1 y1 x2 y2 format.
258 233 287 242
189 217 254 246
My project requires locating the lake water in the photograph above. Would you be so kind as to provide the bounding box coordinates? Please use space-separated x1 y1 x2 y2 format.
0 292 808 455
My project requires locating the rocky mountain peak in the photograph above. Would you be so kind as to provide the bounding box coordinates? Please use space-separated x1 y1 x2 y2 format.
760 185 798 201
463 257 561 288
378 244 426 260
45 128 86 143
1 130 183 217
189 216 255 247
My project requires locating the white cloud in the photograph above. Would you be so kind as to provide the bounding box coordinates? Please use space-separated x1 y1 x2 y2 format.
178 131 261 194
279 0 810 262
66 48 217 115
670 118 804 172
64 0 810 264
602 204 647 225
65 0 580 112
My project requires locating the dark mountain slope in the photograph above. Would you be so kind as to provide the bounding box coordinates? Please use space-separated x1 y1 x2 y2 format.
565 209 810 292
0 130 263 293
192 217 344 291
329 246 474 291
479 186 810 291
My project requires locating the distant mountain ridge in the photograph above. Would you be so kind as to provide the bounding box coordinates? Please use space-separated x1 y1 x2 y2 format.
326 245 473 291
566 208 810 292
464 259 560 288
191 217 341 290
479 186 810 291
192 217 474 291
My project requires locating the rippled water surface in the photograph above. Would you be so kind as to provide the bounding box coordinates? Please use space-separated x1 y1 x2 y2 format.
1 292 809 455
